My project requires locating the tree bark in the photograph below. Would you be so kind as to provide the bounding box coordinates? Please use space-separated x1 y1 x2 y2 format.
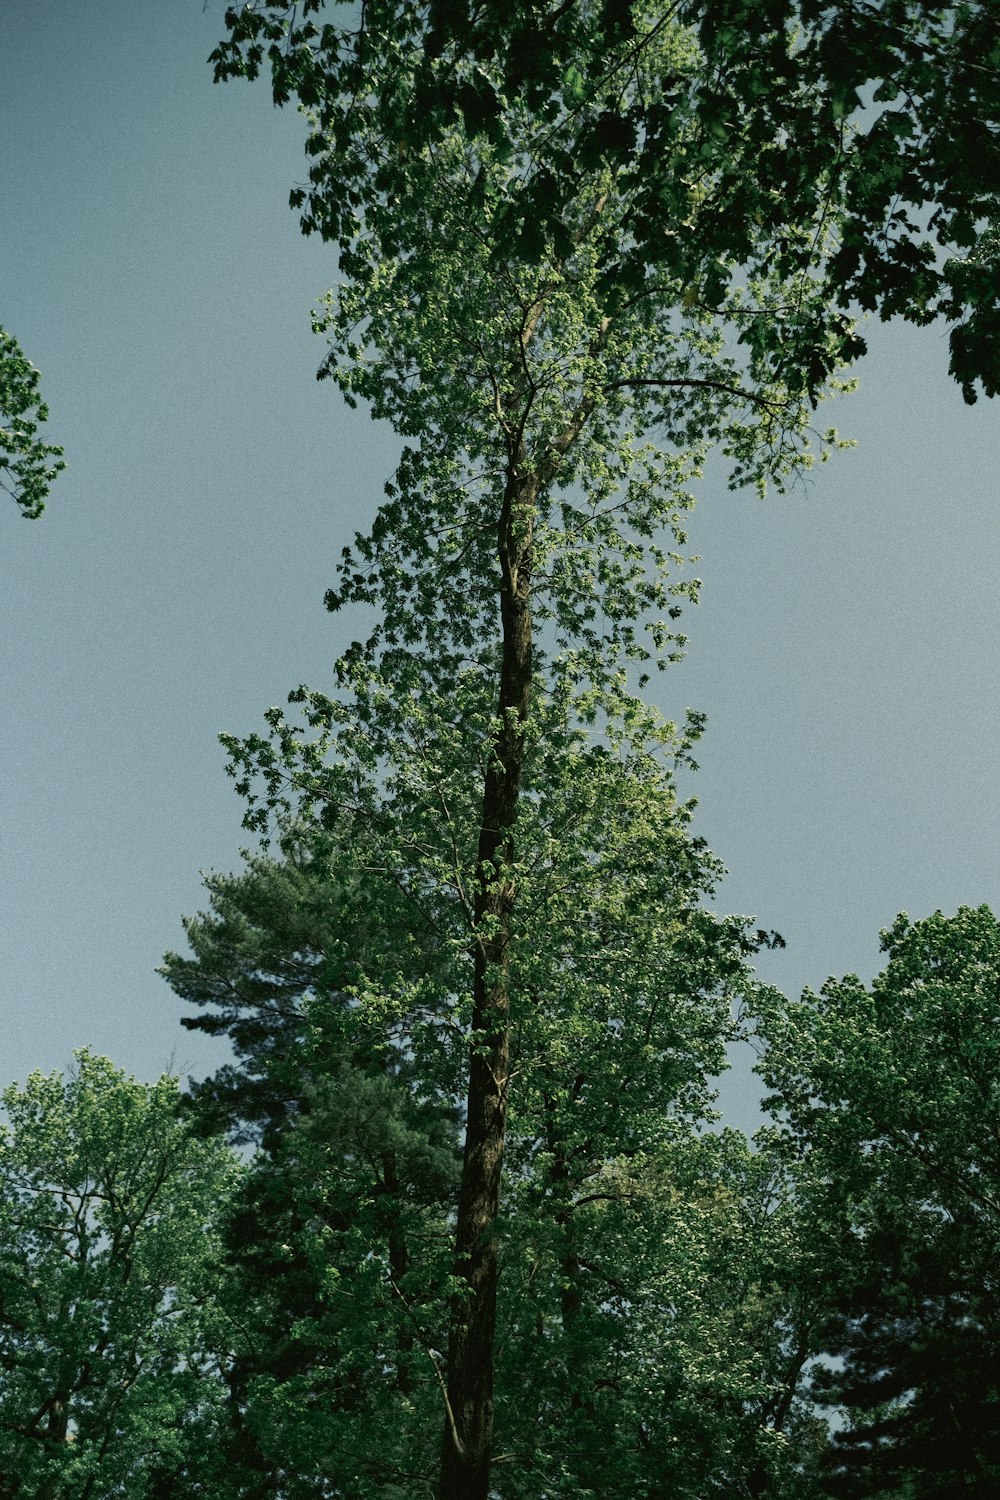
438 468 537 1500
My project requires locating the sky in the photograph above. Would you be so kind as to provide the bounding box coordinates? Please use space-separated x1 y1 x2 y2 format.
2 1 997 1129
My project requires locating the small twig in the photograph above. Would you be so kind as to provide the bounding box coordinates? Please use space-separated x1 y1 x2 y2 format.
385 1276 465 1458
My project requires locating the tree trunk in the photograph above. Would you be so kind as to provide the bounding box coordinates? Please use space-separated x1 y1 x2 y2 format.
438 468 537 1500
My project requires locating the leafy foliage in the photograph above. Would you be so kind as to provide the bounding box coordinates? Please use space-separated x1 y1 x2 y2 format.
212 0 999 400
755 906 1000 1497
494 1125 831 1499
0 326 64 519
166 842 832 1496
0 1052 241 1499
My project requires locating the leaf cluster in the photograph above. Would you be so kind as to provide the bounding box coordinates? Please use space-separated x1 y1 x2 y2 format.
0 326 65 520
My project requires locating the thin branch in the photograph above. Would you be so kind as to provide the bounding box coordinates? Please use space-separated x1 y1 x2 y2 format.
385 1274 465 1458
603 375 788 412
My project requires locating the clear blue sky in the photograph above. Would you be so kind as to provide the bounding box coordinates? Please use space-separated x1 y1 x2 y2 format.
2 2 997 1127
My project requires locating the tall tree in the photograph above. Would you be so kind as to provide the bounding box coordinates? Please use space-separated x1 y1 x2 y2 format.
755 906 1000 1497
200 4 868 1496
204 1 1000 1493
0 326 64 519
0 1052 240 1500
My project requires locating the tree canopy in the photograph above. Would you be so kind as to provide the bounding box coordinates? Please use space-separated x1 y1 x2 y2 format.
5 6 1000 1498
166 842 825 1497
190 0 980 1493
212 0 1000 400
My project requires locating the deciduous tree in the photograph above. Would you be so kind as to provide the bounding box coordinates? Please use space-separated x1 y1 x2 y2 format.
0 1052 240 1499
199 4 869 1495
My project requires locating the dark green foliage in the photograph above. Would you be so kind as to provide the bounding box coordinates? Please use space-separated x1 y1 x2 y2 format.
212 0 999 400
818 1228 1000 1497
0 326 64 519
165 825 826 1495
757 906 1000 1498
166 849 464 1493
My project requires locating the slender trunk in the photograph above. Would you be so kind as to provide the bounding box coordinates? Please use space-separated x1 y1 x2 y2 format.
438 469 537 1500
380 1150 413 1394
544 1080 595 1426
